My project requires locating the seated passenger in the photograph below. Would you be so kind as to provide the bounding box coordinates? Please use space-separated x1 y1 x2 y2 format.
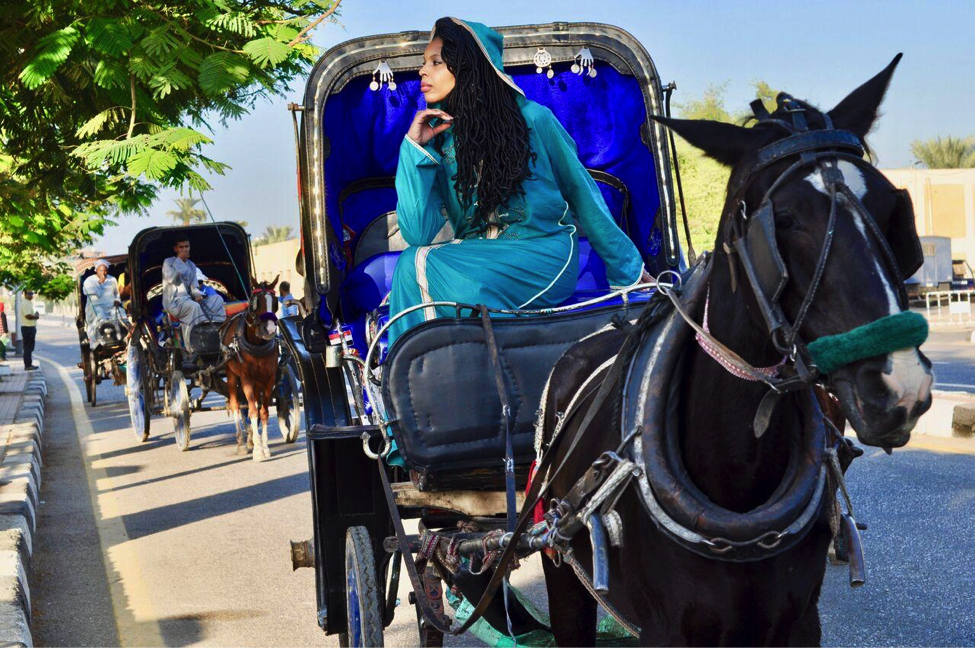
163 235 226 353
83 259 127 347
388 18 651 345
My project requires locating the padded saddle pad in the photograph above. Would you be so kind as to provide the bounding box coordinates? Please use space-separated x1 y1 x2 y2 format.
381 301 647 473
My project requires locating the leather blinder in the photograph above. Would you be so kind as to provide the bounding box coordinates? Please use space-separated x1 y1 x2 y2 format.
744 201 789 305
888 189 923 280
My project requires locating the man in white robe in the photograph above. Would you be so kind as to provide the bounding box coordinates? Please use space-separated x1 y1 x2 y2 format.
163 235 226 353
83 259 126 348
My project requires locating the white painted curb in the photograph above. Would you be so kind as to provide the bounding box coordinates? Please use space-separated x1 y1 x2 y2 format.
0 373 47 648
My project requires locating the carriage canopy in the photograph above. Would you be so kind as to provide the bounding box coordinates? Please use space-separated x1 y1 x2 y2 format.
76 253 128 325
295 22 683 299
127 223 253 319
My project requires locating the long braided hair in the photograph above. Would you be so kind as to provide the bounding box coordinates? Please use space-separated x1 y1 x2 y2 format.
432 18 535 234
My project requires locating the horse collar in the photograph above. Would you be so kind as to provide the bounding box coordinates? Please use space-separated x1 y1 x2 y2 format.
622 261 830 563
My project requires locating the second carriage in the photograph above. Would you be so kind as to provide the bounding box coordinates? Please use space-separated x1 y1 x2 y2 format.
124 222 303 451
77 254 131 407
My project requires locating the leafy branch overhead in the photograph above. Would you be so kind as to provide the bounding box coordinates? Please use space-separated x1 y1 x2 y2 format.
0 0 341 297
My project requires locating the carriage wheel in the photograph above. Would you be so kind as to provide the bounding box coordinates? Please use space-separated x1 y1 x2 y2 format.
275 364 302 443
340 526 384 648
82 347 93 403
89 352 99 408
170 370 191 451
126 342 152 442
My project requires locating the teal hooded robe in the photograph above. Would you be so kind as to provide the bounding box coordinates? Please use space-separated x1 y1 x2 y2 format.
388 19 645 345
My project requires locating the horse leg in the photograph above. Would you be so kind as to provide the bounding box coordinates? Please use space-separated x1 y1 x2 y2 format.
258 383 272 460
227 370 246 455
242 382 263 462
542 555 597 646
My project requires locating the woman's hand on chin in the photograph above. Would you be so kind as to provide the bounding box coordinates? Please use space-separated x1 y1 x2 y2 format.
407 109 453 146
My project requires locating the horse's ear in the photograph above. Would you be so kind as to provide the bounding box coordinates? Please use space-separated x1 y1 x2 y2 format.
270 274 280 290
250 275 258 288
650 115 764 167
828 53 902 140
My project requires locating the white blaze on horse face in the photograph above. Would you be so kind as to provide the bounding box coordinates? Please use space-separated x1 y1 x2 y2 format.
265 294 273 314
884 349 933 412
805 161 898 315
807 162 931 415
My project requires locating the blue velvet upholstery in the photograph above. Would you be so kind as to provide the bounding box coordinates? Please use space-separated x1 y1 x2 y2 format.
322 63 664 269
323 60 668 342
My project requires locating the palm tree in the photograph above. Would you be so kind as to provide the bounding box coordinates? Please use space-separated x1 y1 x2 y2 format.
910 136 975 169
166 193 207 226
253 225 293 246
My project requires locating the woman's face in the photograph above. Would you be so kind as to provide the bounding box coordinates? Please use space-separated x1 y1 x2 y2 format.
419 38 455 104
95 265 108 280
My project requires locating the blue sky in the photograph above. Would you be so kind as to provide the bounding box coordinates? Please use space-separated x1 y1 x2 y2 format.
95 0 974 253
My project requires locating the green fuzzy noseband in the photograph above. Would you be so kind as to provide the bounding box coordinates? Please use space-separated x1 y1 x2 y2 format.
807 311 929 374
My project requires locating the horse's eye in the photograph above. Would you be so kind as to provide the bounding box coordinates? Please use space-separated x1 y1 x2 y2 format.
776 211 797 230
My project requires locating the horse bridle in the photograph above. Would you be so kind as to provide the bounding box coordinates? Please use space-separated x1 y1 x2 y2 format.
246 286 279 339
714 96 923 395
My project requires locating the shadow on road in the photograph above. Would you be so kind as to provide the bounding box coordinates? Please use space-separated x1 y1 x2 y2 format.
120 472 308 541
99 447 304 495
156 609 269 647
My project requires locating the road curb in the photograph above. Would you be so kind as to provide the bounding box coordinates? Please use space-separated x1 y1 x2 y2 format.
0 372 47 648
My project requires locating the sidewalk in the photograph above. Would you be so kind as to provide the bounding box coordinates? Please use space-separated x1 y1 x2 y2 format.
0 363 48 648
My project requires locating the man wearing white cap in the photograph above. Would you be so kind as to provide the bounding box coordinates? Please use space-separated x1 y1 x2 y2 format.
82 259 126 347
162 234 225 353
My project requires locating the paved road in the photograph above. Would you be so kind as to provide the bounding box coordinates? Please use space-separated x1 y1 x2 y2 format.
27 322 975 646
923 327 975 393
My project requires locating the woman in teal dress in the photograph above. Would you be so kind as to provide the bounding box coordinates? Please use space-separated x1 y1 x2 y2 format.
389 17 650 345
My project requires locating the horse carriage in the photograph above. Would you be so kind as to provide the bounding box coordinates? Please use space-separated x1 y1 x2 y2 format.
284 19 930 647
282 21 686 645
124 223 302 452
77 253 130 407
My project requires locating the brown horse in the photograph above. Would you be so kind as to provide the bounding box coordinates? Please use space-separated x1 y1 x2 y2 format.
223 276 280 461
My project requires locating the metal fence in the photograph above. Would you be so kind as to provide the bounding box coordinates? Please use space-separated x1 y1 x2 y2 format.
924 290 975 326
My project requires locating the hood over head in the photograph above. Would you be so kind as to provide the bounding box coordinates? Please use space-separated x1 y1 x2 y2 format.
431 18 524 97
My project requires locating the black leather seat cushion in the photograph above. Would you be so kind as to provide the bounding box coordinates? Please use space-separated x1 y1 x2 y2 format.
381 300 649 473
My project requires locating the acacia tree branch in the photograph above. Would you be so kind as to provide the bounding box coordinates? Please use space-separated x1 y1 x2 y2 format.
287 0 341 47
126 74 136 139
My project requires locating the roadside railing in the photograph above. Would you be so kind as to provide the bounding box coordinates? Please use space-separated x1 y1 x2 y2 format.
924 290 975 326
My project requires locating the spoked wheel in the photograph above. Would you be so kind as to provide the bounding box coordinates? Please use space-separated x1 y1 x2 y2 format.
340 526 384 648
81 347 93 403
169 370 191 451
275 364 302 443
88 351 99 407
126 342 152 442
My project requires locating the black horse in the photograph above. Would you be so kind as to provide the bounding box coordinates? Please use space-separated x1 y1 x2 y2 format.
538 56 933 646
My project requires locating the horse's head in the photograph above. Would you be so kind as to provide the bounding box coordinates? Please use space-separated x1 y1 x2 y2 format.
657 55 932 450
248 275 280 341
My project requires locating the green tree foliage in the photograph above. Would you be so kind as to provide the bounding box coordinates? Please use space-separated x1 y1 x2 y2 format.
910 136 975 169
672 81 782 254
253 224 293 246
166 195 207 226
675 82 735 123
0 0 340 298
